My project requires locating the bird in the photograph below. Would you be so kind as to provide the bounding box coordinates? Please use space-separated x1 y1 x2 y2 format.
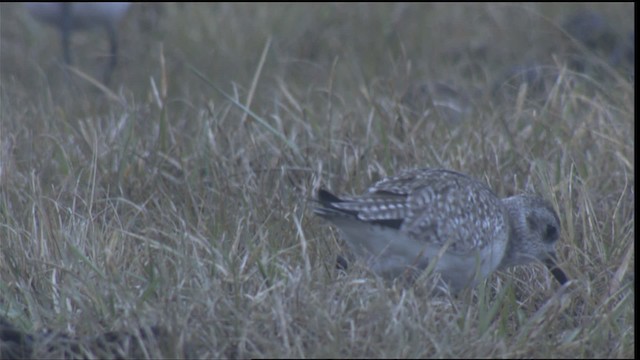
313 168 568 293
25 2 131 84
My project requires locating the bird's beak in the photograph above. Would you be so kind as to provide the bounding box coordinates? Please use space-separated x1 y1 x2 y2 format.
544 253 568 285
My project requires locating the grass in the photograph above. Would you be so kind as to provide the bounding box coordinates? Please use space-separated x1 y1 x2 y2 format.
0 3 634 358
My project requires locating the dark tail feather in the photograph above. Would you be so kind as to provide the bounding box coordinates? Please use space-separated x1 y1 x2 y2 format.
315 188 405 229
317 188 344 204
314 189 360 218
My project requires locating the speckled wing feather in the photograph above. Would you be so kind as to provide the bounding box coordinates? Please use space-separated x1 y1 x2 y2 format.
316 169 509 254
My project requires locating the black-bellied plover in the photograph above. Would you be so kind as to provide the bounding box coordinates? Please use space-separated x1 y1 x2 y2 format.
314 168 568 292
26 3 131 84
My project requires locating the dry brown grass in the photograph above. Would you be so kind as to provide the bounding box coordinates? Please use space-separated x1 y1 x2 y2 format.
0 3 634 358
